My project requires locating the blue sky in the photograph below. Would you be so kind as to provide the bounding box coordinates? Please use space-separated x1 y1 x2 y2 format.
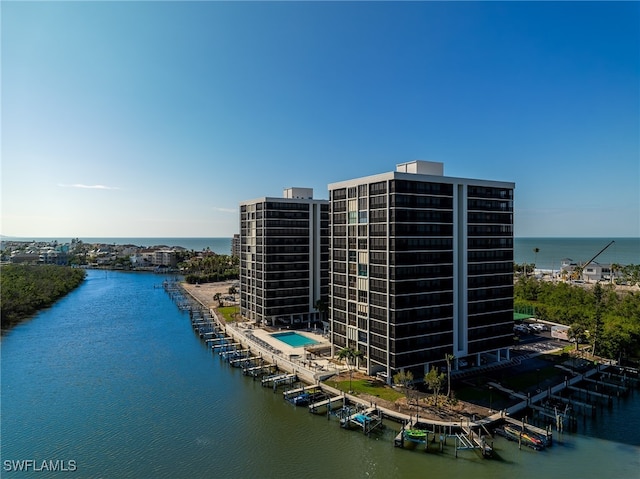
2 1 638 238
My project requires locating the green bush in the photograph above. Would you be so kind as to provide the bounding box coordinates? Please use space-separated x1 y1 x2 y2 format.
1 264 86 329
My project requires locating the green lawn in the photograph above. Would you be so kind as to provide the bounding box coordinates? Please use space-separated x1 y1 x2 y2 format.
217 306 240 322
326 378 404 402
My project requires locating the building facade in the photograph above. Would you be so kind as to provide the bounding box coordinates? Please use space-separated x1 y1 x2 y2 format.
239 188 329 328
328 161 514 380
232 234 241 258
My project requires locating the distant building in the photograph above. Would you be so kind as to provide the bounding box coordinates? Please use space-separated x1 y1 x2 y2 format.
39 249 68 265
129 248 178 268
239 188 329 328
561 259 614 283
328 161 515 380
154 249 178 268
10 245 68 265
10 252 41 264
232 234 241 258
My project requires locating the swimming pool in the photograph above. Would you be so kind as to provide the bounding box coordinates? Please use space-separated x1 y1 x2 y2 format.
271 331 320 348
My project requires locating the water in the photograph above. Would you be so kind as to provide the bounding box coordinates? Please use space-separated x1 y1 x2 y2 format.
514 237 639 271
2 270 639 478
272 331 320 347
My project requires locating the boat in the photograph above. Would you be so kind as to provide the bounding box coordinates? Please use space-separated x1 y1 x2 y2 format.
404 429 428 441
353 413 373 425
500 425 545 450
290 393 310 406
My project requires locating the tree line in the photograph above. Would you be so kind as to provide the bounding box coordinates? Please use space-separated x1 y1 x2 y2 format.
1 264 86 330
180 253 239 284
514 262 640 285
514 277 640 364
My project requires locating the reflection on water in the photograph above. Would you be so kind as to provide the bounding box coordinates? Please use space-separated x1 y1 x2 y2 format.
1 270 639 478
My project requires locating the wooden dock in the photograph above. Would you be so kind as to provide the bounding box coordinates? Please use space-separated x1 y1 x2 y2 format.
582 377 628 395
394 419 491 457
261 373 297 390
283 385 321 400
459 421 493 457
219 348 248 360
229 355 261 366
244 364 277 377
216 342 241 352
502 416 552 448
173 282 638 460
340 407 383 434
568 385 613 404
309 395 344 414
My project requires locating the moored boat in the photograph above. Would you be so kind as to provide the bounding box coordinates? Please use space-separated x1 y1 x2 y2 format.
499 425 545 450
290 393 310 406
404 429 428 441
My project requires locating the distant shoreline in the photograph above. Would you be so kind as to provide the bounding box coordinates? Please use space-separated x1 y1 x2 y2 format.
2 237 638 270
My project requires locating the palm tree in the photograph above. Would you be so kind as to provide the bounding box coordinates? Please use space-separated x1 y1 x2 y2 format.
445 354 455 398
353 349 363 369
568 323 587 352
533 248 540 276
337 346 361 393
611 263 621 285
573 265 584 282
313 299 327 325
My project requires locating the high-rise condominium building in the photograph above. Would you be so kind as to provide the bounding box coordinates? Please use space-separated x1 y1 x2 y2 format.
328 161 514 380
239 188 329 328
231 234 241 258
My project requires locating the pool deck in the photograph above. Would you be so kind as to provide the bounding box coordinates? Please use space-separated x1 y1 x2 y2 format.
245 327 334 369
267 330 321 349
180 282 337 379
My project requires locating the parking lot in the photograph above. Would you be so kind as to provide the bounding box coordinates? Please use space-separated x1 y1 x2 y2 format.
513 321 568 355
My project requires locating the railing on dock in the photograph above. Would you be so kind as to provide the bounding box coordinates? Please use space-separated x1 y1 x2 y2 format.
308 395 344 414
340 407 383 434
261 373 297 391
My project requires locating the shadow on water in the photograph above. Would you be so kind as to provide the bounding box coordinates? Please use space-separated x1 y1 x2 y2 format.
486 451 508 463
551 438 577 449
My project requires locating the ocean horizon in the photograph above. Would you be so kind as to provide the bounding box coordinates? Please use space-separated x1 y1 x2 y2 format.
1 236 638 269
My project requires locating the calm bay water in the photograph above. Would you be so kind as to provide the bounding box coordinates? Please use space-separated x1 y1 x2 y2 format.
2 270 639 478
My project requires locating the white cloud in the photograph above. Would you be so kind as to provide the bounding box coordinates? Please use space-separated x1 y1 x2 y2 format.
58 183 121 190
213 207 237 214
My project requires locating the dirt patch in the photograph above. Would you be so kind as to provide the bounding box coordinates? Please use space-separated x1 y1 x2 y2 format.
182 281 237 310
329 372 489 422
